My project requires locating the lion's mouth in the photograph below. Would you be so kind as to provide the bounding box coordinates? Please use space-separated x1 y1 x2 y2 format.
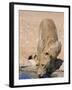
38 74 44 78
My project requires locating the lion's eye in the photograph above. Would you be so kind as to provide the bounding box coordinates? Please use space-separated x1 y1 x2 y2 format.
45 52 49 55
34 55 37 59
36 64 39 66
41 64 44 66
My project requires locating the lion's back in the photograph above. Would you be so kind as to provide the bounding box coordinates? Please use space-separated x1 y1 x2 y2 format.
39 19 58 47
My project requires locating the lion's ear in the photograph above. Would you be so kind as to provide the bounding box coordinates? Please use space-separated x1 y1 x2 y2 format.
48 41 62 58
28 55 32 60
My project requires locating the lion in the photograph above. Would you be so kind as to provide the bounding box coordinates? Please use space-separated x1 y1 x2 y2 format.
28 19 62 78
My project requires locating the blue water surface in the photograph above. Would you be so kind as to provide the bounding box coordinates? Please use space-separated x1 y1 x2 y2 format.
19 73 31 79
19 71 48 79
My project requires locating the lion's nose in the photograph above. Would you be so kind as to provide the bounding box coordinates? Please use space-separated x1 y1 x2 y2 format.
38 74 41 78
38 74 43 78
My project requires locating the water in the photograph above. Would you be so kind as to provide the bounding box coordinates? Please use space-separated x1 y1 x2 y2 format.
19 71 38 79
19 70 64 79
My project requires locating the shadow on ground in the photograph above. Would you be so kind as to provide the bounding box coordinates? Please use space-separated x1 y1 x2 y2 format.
45 58 63 77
